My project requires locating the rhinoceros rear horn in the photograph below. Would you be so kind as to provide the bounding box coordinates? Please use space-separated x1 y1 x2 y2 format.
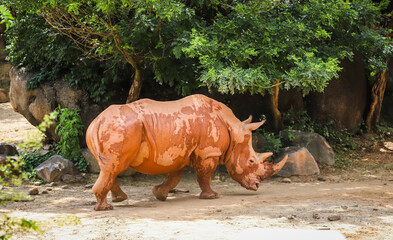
257 152 273 162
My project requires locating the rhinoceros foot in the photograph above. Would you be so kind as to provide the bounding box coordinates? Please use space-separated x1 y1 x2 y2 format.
94 202 114 211
111 194 128 203
152 185 169 201
199 190 219 199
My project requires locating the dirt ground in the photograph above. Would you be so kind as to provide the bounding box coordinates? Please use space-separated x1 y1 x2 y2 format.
1 102 393 240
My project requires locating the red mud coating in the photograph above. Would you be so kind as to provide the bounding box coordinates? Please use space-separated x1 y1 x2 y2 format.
86 94 288 211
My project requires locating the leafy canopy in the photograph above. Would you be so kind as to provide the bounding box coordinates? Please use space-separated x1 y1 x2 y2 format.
1 0 392 99
182 0 393 95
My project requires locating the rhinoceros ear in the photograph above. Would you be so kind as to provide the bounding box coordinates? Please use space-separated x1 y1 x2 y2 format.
245 120 266 131
242 115 253 124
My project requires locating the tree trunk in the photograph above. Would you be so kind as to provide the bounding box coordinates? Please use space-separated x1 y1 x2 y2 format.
126 66 143 103
270 80 283 132
365 63 389 130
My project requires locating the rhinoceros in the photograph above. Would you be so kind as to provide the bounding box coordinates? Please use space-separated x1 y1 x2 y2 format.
86 94 288 210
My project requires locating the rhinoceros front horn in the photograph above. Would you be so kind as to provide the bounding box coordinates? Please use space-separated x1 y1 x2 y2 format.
261 154 288 179
272 154 288 175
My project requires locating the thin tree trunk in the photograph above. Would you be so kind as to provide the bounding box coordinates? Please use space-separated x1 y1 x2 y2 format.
126 67 143 103
270 80 283 131
365 63 389 130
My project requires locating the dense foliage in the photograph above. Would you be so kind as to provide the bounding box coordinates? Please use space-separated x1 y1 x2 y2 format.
1 0 391 102
182 0 393 96
5 14 130 102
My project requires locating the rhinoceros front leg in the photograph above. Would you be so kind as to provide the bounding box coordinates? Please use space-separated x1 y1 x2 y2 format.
152 169 184 201
195 158 219 199
111 178 128 202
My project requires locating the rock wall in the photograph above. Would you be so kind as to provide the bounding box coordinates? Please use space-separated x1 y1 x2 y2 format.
0 23 12 102
305 54 368 130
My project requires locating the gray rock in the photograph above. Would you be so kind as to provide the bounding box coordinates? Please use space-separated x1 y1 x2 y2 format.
34 155 80 182
29 188 39 195
0 143 18 156
284 131 335 165
61 174 85 183
275 147 320 177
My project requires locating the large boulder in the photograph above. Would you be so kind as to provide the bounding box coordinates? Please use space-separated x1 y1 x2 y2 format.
284 131 335 166
306 55 368 130
35 155 80 182
9 67 104 145
275 147 320 177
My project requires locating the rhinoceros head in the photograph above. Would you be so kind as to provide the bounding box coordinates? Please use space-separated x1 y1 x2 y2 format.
224 116 288 191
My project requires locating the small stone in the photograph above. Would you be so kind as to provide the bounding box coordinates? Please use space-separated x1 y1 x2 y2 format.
50 182 57 187
33 181 41 186
46 188 53 191
317 177 326 182
352 203 359 207
313 213 320 219
341 205 348 210
28 188 39 195
328 215 341 221
373 208 378 211
85 184 94 189
42 190 48 194
282 178 292 183
81 173 87 178
287 214 296 220
317 227 331 230
61 185 70 189
383 141 393 151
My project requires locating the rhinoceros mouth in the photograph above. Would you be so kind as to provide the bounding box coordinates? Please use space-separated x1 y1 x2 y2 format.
241 182 260 191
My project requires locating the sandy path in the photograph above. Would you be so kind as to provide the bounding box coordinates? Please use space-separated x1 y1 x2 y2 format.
0 102 39 144
1 102 393 240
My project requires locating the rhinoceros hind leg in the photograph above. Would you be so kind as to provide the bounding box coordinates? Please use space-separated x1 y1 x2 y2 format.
195 158 219 199
92 171 117 211
152 169 184 201
111 179 128 202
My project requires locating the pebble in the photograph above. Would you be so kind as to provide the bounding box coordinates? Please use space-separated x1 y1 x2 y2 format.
328 215 341 221
50 182 57 187
61 185 70 189
85 184 94 189
42 190 48 194
33 181 41 186
28 188 39 195
317 177 326 182
317 227 331 230
282 178 292 183
287 214 296 220
46 188 53 191
341 205 348 210
313 213 320 219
